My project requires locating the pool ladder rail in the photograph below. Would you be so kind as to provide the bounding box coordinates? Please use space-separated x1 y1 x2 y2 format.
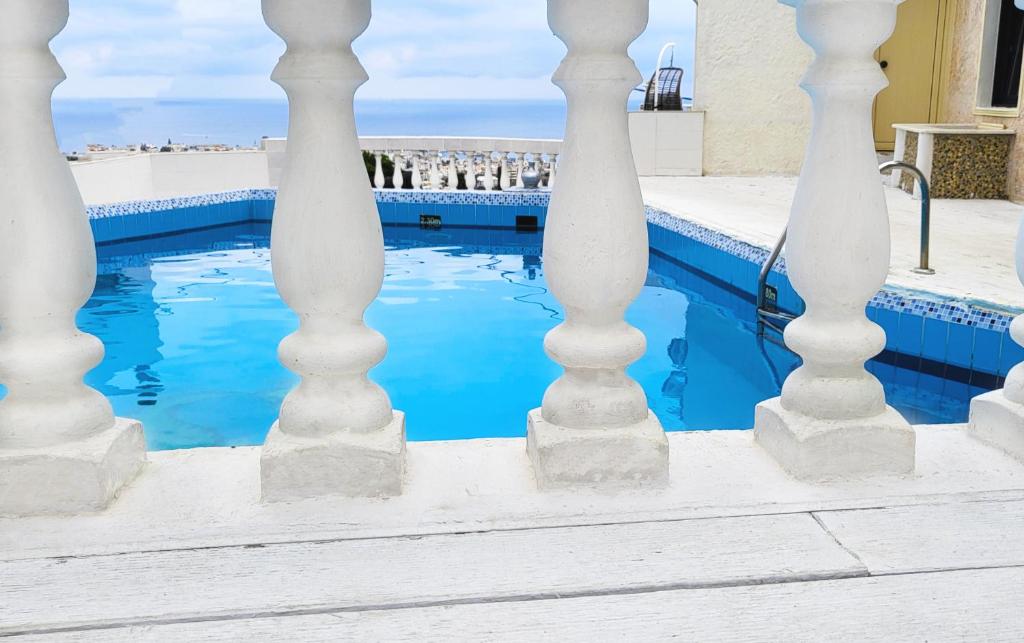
756 161 932 342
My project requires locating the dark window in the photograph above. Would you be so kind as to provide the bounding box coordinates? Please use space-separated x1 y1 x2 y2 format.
992 0 1024 108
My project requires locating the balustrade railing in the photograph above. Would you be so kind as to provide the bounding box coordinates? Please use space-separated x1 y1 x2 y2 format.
9 0 1024 518
359 137 561 191
263 136 561 191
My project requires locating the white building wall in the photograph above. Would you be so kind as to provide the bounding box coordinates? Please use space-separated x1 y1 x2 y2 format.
71 155 155 205
693 0 812 175
71 152 272 205
260 138 288 187
148 152 271 199
628 112 704 176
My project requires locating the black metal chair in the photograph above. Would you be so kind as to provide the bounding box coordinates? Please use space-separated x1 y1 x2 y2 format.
642 67 684 111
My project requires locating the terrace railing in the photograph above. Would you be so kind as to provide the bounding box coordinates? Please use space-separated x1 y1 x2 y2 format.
9 0 1024 517
362 137 561 191
262 136 562 191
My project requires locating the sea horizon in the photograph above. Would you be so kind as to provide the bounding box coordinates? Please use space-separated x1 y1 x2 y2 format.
51 97 650 153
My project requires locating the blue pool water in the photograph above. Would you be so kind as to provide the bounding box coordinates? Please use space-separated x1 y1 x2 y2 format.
3 222 984 450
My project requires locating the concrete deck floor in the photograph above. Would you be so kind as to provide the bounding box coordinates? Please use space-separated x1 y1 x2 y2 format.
640 176 1024 311
3 427 1024 639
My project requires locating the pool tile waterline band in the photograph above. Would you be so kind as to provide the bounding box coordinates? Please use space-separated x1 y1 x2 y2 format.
4 0 1024 517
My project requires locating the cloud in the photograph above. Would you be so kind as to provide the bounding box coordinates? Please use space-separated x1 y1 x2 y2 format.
52 0 695 100
174 0 263 25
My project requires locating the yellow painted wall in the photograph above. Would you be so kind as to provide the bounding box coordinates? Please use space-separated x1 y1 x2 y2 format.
873 0 948 151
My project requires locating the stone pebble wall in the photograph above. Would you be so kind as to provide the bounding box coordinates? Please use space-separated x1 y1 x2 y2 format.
932 135 1011 199
941 0 1024 202
901 132 1011 199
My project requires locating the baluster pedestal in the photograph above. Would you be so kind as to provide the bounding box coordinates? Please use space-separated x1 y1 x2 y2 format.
754 0 914 481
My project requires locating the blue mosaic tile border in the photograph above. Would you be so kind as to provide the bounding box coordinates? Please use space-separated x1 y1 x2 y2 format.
647 205 1015 323
375 188 551 207
645 205 1018 326
86 189 265 218
645 205 1022 378
85 188 549 219
85 190 1022 379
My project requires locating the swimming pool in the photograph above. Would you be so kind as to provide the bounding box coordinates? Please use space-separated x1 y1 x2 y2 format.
41 220 986 450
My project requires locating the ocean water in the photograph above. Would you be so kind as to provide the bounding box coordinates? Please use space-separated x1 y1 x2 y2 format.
51 98 604 153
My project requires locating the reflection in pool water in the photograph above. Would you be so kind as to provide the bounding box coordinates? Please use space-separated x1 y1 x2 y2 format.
3 221 985 450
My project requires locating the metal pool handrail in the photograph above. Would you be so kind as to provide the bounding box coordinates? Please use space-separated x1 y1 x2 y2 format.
756 160 933 338
879 160 933 275
755 227 791 339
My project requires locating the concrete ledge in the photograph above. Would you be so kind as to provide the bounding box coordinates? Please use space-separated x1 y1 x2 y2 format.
0 418 146 518
4 427 1024 562
755 398 916 481
970 391 1024 463
527 409 669 489
260 412 406 502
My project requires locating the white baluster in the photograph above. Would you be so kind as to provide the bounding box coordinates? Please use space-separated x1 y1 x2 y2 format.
970 215 1024 461
464 152 476 190
261 0 405 501
528 0 668 489
754 0 914 480
429 154 441 190
529 154 542 189
0 0 146 516
392 151 403 189
547 154 558 189
515 155 525 189
411 151 423 190
499 153 512 191
373 151 385 189
446 151 459 190
482 151 494 191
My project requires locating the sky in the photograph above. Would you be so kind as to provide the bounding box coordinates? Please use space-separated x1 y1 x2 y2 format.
52 0 696 101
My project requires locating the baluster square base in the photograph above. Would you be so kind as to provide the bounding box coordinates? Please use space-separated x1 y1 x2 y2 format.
0 418 146 517
526 409 669 490
754 398 916 481
260 411 406 502
969 391 1024 463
